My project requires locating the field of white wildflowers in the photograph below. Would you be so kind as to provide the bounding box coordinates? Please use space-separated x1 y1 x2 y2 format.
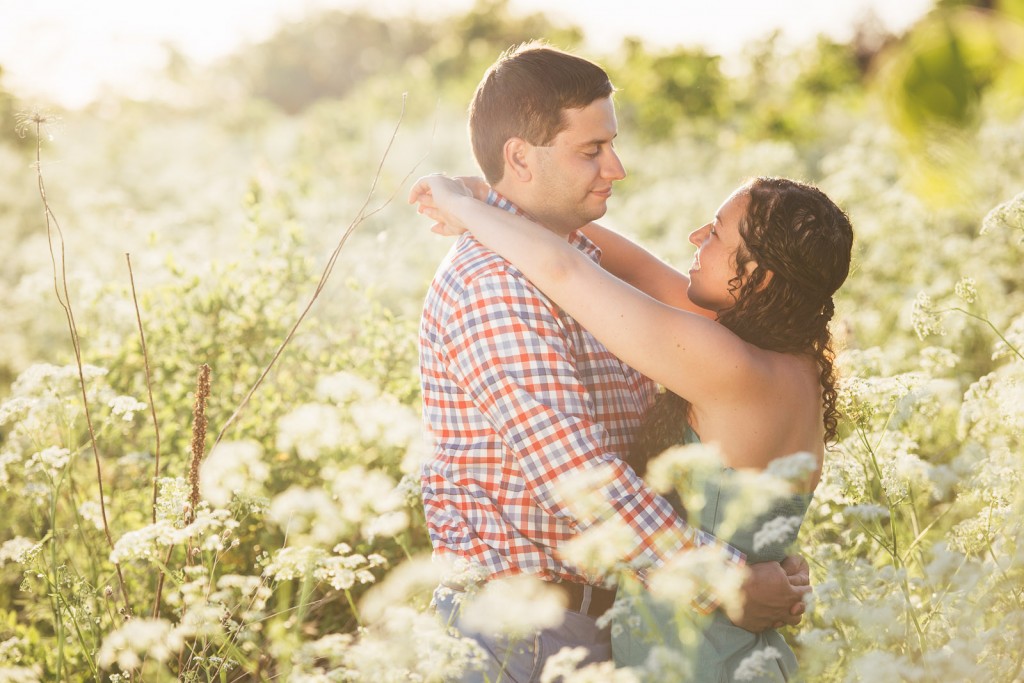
1 5 1023 681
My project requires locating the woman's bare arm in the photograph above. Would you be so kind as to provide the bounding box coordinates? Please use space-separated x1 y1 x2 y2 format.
410 175 759 407
580 223 715 319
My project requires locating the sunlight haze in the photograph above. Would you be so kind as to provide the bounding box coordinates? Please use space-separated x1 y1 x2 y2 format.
0 0 934 108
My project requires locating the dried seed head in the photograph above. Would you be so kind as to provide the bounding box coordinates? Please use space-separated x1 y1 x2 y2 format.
187 364 212 524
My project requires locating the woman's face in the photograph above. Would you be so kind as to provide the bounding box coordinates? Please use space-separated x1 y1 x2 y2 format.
686 190 756 313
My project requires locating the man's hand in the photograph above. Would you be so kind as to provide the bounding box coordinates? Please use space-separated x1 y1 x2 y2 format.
782 554 810 591
730 559 812 633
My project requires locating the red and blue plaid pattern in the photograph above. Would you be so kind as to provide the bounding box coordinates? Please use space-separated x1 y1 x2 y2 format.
418 192 743 605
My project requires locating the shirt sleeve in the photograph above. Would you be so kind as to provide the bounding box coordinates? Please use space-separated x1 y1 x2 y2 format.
440 263 743 611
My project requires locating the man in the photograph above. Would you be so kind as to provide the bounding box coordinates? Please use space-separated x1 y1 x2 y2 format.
417 42 807 682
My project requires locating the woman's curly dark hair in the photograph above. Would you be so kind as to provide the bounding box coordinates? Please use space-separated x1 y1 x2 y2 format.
629 177 854 475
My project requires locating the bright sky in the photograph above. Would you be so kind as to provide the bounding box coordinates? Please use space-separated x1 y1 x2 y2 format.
0 0 935 108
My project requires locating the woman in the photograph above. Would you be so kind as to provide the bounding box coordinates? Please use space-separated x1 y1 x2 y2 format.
411 174 853 680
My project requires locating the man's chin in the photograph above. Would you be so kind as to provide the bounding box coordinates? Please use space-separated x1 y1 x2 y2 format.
584 204 609 223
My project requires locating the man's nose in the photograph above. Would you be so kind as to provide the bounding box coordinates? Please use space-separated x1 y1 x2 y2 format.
602 149 626 181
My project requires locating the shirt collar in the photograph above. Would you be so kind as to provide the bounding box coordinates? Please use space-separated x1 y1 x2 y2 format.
485 189 603 262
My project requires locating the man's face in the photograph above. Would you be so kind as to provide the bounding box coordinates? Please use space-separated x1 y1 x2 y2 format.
522 97 626 235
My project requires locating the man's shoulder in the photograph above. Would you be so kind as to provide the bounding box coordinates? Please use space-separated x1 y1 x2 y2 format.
435 235 532 295
424 236 565 336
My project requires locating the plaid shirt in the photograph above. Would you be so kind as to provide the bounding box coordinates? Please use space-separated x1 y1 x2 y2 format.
419 191 743 603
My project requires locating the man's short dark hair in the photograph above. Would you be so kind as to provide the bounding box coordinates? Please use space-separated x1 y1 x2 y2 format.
469 42 614 185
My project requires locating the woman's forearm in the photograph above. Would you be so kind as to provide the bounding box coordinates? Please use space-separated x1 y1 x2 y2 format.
443 193 746 407
581 223 713 318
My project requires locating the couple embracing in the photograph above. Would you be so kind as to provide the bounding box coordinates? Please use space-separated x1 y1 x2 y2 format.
411 42 852 683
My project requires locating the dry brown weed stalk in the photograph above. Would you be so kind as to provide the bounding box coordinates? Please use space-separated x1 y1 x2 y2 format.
187 363 211 526
18 109 131 612
126 253 163 524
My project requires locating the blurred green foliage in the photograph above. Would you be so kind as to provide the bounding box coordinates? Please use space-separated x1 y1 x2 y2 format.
5 0 1024 395
0 66 30 150
871 0 1024 201
608 39 729 141
1 1 1024 679
209 0 882 145
227 11 436 114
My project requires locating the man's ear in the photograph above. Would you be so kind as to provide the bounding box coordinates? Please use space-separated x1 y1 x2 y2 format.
503 137 532 182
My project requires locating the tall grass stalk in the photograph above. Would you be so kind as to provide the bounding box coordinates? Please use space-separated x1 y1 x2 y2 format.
17 109 132 617
125 253 162 525
210 93 429 453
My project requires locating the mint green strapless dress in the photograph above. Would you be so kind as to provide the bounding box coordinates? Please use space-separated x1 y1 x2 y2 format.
612 431 812 682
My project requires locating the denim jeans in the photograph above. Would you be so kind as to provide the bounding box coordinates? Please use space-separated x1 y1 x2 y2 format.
432 585 612 683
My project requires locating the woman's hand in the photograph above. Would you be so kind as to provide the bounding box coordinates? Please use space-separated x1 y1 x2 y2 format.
454 175 490 201
408 174 475 236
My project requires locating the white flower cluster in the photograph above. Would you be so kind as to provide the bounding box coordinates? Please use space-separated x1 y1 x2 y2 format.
0 537 41 568
209 572 273 627
267 466 408 547
25 446 70 480
315 371 379 404
959 366 1024 441
991 312 1024 362
643 442 724 498
199 439 270 508
732 646 782 681
359 555 451 624
953 276 978 304
647 545 747 623
276 404 347 461
77 500 107 532
263 542 385 592
275 371 426 467
560 518 638 579
327 465 408 542
0 637 25 667
110 507 239 564
308 605 485 682
875 432 934 502
0 363 146 492
753 515 804 553
540 646 641 683
980 190 1024 239
764 451 820 483
97 618 183 671
107 395 147 422
0 364 113 446
314 545 387 592
0 667 39 683
460 575 568 638
157 565 270 656
911 291 945 340
710 468 794 541
153 476 192 526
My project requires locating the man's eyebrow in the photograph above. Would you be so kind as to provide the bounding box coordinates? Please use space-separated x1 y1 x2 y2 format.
578 133 617 146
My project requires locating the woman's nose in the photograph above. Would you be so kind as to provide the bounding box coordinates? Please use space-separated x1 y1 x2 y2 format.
689 224 709 246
